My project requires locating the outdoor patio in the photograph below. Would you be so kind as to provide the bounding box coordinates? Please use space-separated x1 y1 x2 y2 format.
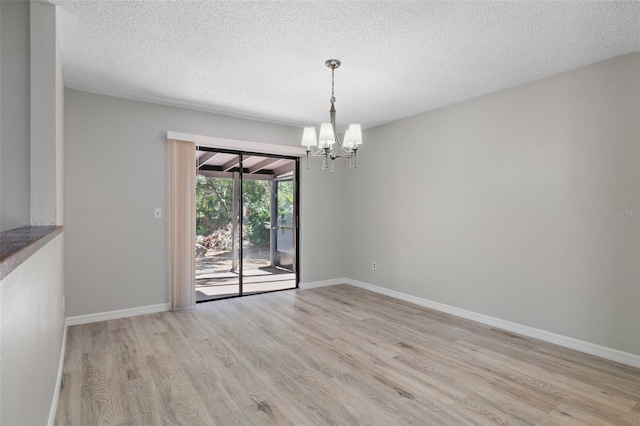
196 248 295 301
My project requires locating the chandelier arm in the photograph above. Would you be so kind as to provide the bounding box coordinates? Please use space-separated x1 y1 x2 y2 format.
330 106 342 147
308 149 354 159
330 153 354 159
329 88 345 153
329 105 355 157
307 147 331 157
328 66 355 157
331 142 353 157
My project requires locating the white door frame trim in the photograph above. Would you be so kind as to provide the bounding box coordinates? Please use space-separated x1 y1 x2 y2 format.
167 131 307 157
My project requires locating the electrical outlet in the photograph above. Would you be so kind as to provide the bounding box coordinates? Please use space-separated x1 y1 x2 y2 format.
154 208 162 219
372 261 377 270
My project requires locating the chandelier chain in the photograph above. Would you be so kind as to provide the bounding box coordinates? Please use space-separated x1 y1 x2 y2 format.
331 67 336 103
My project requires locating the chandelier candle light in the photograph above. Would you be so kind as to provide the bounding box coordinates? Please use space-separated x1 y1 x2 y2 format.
301 59 363 172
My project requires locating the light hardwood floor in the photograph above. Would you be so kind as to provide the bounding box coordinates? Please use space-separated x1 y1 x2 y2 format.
56 285 640 425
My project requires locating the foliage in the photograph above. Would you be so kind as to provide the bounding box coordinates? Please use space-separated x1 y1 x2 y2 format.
196 175 293 248
242 180 271 247
196 175 233 236
277 180 294 225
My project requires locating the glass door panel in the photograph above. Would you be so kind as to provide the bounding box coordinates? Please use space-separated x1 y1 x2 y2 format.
274 178 295 271
241 157 297 295
241 177 274 294
195 153 241 301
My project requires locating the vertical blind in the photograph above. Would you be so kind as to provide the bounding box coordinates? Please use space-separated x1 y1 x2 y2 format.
170 139 196 309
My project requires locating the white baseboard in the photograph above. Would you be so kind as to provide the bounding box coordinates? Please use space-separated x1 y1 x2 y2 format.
319 278 640 369
60 283 640 368
65 303 171 326
48 322 68 426
299 278 347 289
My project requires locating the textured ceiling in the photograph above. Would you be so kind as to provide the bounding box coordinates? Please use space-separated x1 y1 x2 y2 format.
52 0 640 130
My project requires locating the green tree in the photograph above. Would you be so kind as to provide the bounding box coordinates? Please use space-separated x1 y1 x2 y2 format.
277 180 293 225
196 175 233 236
242 180 271 247
196 174 275 247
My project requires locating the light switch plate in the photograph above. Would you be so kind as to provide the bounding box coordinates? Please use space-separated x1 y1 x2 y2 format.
154 208 162 219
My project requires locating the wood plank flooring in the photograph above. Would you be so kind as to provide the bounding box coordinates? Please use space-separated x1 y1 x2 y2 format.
55 285 640 425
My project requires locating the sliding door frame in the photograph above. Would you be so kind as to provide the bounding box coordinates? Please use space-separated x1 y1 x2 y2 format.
196 146 300 302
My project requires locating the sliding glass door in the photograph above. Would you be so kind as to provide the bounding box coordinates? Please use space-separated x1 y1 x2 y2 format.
195 149 298 302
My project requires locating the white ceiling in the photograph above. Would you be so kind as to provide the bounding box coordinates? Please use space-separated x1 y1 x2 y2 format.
52 0 640 130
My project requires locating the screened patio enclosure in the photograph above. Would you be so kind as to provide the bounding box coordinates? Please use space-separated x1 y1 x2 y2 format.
195 148 299 302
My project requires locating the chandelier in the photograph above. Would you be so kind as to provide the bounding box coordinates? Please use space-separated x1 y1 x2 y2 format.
301 59 363 171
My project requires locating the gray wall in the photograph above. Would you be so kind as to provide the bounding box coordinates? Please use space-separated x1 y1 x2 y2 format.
31 0 63 226
1 234 65 426
1 0 31 231
64 89 346 316
347 53 640 355
0 2 66 424
0 0 64 230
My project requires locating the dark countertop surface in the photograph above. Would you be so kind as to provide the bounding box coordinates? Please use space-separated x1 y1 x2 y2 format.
0 225 63 280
